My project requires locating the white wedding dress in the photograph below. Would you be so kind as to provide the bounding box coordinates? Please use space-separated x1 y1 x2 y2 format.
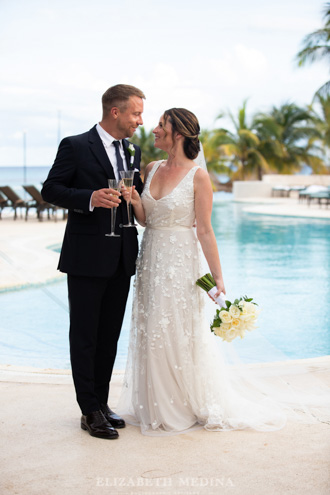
116 160 303 435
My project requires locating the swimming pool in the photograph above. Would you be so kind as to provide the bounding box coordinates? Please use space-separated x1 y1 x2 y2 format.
0 194 329 369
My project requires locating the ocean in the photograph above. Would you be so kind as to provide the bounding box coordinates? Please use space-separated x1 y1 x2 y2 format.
0 166 51 188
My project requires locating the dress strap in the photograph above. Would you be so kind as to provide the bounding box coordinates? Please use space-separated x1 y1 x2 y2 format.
145 160 164 189
186 166 201 185
189 166 201 178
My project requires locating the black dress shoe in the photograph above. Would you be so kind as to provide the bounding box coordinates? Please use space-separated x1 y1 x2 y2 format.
101 404 126 429
81 410 119 439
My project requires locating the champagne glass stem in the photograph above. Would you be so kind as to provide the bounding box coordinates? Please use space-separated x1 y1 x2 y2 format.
111 205 117 234
129 202 134 226
126 201 131 226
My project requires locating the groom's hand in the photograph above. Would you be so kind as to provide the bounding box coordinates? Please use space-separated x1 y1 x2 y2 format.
91 188 121 208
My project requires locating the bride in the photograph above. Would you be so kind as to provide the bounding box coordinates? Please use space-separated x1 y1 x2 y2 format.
117 108 288 435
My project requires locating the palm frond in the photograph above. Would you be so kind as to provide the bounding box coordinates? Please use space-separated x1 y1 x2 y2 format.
297 44 330 66
314 80 330 100
238 129 260 147
296 4 330 67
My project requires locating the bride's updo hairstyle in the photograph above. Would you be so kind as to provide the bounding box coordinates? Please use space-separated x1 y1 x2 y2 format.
163 108 200 160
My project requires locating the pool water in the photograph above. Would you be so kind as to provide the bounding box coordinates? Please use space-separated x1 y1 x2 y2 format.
0 195 329 369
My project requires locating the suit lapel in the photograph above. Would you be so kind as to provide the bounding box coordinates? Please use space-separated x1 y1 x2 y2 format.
123 139 133 170
88 126 115 179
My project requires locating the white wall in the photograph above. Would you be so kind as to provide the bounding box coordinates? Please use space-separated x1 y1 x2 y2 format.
262 175 330 186
234 175 330 199
233 181 272 199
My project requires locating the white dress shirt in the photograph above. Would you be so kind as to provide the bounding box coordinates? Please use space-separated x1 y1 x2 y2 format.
96 123 128 180
89 124 128 211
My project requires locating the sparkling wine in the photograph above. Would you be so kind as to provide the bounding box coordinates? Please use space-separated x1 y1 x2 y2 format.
122 177 133 190
120 170 137 227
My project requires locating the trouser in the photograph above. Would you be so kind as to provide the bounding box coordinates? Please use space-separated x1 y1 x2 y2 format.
67 263 130 415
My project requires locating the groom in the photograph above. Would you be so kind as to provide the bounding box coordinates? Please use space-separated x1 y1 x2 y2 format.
42 84 145 439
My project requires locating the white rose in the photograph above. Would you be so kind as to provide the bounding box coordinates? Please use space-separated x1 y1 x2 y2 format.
223 327 238 342
244 302 257 315
128 143 135 153
239 313 249 322
252 304 260 316
231 317 243 329
213 322 232 340
240 313 253 323
239 301 248 314
213 326 223 337
220 322 230 332
229 304 241 318
219 310 232 323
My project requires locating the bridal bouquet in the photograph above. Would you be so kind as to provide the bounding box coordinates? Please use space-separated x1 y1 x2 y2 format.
196 273 260 342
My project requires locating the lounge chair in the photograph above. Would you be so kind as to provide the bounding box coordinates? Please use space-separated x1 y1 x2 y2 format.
23 185 53 220
0 191 9 219
288 185 306 197
0 186 34 220
271 185 291 197
23 185 67 221
298 185 329 203
307 188 330 208
272 185 306 198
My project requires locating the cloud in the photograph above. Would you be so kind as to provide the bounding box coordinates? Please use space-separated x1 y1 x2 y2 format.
0 0 327 165
0 86 43 96
247 13 321 33
235 44 268 74
132 45 269 129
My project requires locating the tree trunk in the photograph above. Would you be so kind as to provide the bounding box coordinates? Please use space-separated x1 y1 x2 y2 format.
257 165 262 181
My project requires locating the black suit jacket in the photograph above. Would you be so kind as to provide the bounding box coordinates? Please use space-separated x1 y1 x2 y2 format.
42 125 143 278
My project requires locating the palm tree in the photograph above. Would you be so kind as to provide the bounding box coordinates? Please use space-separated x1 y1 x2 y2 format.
253 103 325 174
200 129 234 174
130 127 166 174
310 93 330 171
213 100 270 180
311 93 330 146
296 2 330 97
199 129 234 189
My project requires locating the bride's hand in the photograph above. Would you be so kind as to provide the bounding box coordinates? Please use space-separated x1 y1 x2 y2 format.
213 280 226 299
121 184 141 207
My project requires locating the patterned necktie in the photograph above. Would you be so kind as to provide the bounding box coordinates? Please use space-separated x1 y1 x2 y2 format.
113 140 125 173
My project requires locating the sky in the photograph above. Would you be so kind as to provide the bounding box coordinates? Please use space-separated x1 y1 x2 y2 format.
0 0 328 166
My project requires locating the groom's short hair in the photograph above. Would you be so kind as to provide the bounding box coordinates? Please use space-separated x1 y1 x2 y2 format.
102 84 145 117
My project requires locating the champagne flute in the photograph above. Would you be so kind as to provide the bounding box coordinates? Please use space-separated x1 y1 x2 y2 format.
120 170 137 227
105 179 121 237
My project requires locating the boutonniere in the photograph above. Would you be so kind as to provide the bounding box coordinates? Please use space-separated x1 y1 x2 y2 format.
127 143 135 168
